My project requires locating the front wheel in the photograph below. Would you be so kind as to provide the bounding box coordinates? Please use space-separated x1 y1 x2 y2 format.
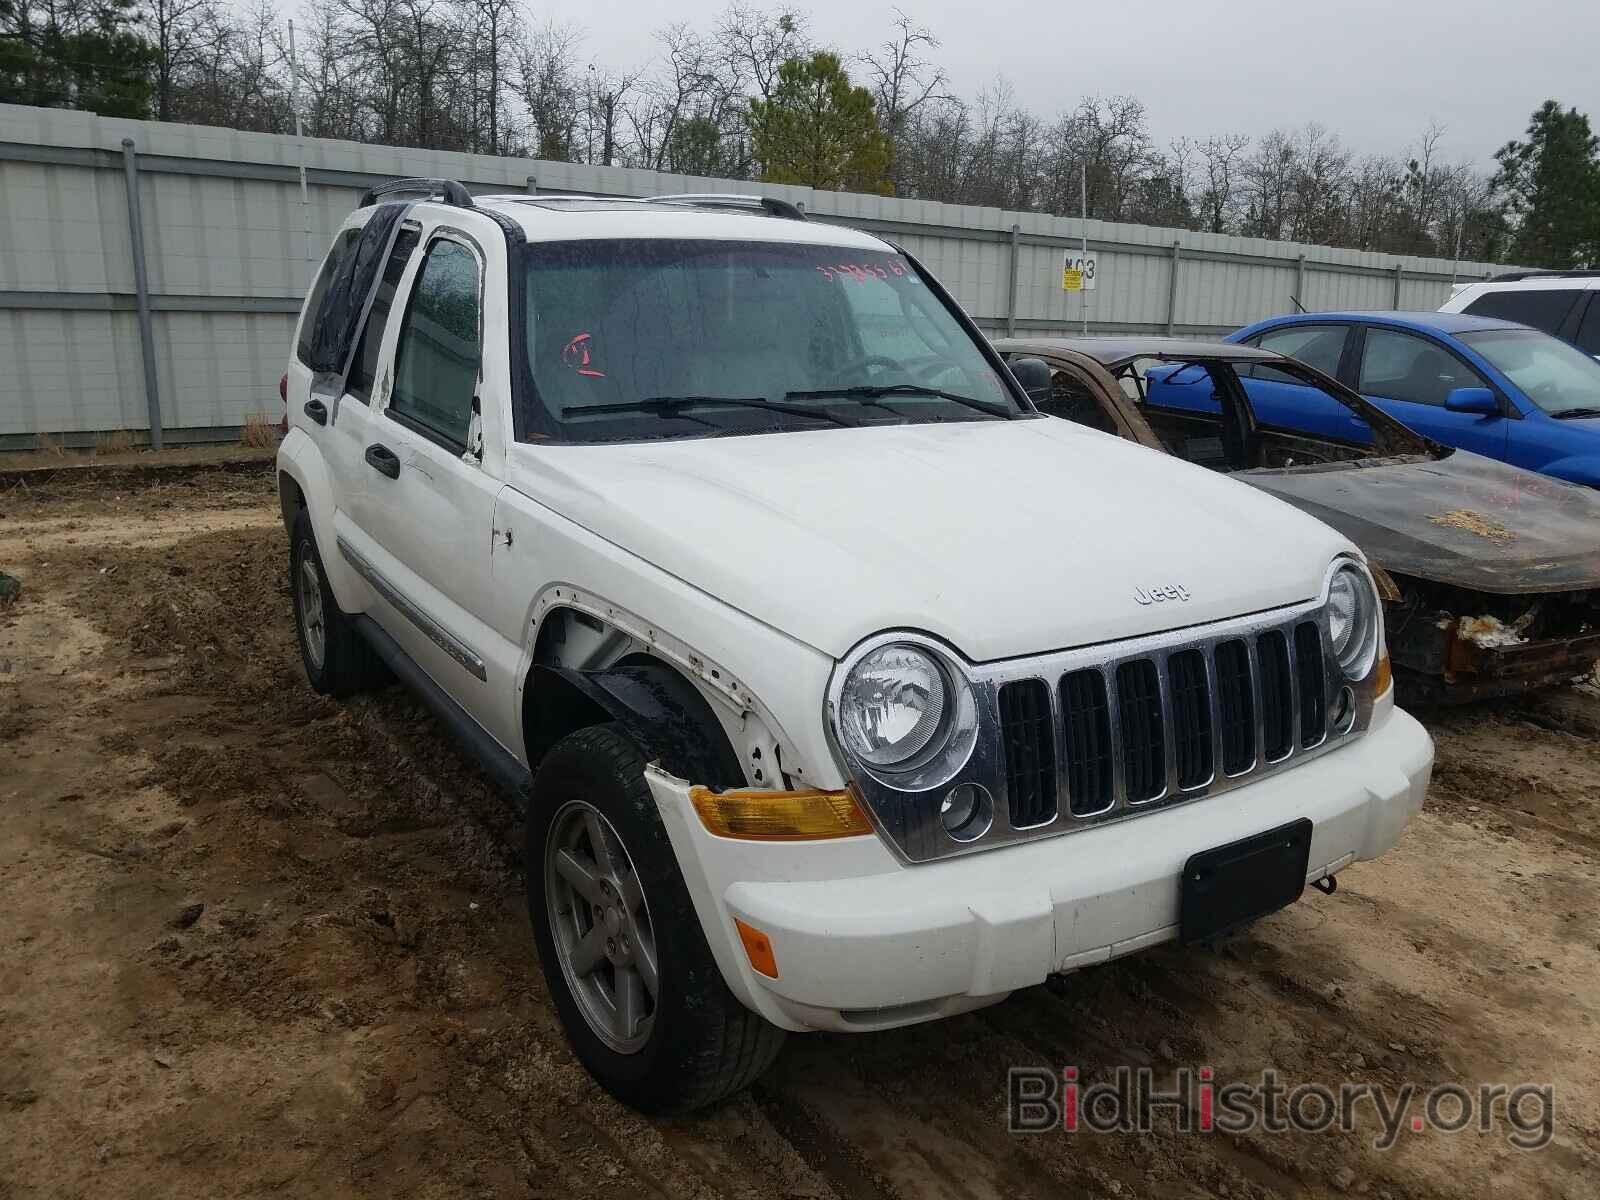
527 724 785 1113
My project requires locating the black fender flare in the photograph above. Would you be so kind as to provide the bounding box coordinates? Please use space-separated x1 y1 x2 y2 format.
528 661 745 789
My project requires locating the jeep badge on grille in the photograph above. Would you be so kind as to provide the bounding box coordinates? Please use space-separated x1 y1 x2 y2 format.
1135 584 1191 605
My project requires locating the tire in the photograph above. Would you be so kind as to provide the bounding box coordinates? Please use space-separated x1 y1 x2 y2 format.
289 508 388 697
527 723 785 1113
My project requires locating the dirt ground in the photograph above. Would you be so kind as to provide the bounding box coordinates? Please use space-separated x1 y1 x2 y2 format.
2 460 1598 1200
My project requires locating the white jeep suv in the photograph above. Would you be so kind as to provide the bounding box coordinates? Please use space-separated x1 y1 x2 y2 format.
276 179 1433 1112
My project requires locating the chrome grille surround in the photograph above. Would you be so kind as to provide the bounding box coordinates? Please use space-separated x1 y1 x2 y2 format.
826 561 1383 865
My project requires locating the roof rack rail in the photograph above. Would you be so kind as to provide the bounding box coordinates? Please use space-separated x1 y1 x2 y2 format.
646 193 807 221
359 177 474 209
1490 268 1600 282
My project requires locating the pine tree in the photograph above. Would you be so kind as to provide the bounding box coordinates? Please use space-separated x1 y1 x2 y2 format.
1494 100 1600 268
748 52 890 193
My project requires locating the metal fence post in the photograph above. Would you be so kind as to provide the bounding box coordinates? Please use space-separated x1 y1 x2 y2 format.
1295 253 1307 309
1006 223 1020 336
121 138 162 450
1165 241 1181 335
1392 262 1404 310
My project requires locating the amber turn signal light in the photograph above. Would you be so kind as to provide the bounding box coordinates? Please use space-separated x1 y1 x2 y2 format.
689 785 873 841
1373 651 1392 697
735 918 779 978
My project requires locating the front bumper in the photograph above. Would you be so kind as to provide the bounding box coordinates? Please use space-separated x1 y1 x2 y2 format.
649 700 1433 1034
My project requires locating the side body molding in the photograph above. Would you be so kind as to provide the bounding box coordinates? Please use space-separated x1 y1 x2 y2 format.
337 534 488 681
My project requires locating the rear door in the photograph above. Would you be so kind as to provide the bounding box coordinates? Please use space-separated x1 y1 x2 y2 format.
1354 325 1508 458
323 222 423 547
1236 324 1369 444
338 215 521 752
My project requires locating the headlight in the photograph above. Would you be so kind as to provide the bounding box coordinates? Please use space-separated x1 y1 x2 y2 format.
1328 564 1380 678
837 643 953 768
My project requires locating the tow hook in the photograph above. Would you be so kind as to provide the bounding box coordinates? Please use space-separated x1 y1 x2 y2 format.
1310 875 1337 896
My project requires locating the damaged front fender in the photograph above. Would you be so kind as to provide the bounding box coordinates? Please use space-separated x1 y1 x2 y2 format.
530 662 746 788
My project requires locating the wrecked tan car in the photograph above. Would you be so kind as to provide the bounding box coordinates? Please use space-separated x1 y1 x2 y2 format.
995 337 1600 702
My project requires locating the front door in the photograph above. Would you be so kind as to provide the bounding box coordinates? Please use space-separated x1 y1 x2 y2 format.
1354 325 1508 459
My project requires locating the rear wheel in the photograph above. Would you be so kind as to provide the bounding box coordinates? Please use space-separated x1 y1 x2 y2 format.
527 723 785 1113
289 508 387 697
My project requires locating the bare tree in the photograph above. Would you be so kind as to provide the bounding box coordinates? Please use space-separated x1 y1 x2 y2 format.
717 1 807 103
518 20 581 160
860 9 946 191
464 0 517 153
146 0 214 121
1197 132 1249 233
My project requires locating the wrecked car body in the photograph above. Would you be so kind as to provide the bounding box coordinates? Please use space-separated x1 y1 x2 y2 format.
995 337 1600 701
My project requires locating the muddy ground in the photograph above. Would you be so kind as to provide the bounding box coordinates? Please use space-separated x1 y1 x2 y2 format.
2 459 1598 1200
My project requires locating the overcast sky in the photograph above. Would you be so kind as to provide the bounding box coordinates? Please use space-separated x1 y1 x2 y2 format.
589 0 1599 169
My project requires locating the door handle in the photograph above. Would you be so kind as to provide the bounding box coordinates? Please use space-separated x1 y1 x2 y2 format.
365 443 400 479
303 399 328 426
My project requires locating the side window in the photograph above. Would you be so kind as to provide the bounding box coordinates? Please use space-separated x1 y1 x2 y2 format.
1462 288 1582 335
1039 367 1120 436
1247 325 1348 384
1358 328 1488 407
295 229 359 366
1575 296 1600 358
347 227 421 403
388 239 482 447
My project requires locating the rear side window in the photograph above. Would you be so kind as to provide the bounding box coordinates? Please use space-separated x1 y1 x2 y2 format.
296 229 359 366
389 239 482 447
1358 328 1488 406
347 228 421 402
1462 288 1582 335
1247 324 1348 384
1575 297 1600 358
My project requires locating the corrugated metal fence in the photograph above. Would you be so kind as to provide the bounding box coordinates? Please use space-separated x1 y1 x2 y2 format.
0 103 1510 447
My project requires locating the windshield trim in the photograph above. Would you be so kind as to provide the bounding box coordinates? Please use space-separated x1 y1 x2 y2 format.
507 236 1030 445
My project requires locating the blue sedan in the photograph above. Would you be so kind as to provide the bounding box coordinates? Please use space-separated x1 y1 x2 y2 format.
1144 311 1600 486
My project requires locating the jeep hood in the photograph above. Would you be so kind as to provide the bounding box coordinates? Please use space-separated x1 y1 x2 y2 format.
1240 450 1600 595
508 419 1351 661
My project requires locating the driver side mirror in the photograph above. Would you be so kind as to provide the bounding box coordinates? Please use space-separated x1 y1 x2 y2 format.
1007 357 1052 407
1445 386 1499 416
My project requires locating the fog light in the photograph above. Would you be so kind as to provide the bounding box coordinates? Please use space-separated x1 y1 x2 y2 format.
1332 686 1356 733
940 783 992 842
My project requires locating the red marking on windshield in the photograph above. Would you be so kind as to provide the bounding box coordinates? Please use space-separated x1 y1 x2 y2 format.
563 332 606 378
815 259 907 283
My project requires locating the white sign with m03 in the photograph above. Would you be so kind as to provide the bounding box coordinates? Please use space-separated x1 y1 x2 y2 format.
1062 252 1098 291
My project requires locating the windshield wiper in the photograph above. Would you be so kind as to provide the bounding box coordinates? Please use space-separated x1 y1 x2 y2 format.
1551 406 1600 420
783 384 1013 419
561 395 858 428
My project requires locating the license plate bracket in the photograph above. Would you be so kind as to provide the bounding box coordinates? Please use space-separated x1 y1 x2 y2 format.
1179 818 1313 945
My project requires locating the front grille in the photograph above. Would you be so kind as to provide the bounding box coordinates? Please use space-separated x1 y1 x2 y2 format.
998 679 1057 827
1060 669 1113 815
1168 649 1213 789
1116 659 1166 802
1215 639 1254 774
990 611 1342 835
1258 629 1294 761
1295 622 1326 746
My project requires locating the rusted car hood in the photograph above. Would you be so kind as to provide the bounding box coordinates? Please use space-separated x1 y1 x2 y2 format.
1240 451 1600 594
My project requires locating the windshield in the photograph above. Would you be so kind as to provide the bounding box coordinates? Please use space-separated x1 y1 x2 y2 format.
1458 328 1600 416
517 238 1018 442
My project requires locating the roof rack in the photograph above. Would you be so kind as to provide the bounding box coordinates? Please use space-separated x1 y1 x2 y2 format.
646 193 807 221
359 177 474 209
1489 268 1600 282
